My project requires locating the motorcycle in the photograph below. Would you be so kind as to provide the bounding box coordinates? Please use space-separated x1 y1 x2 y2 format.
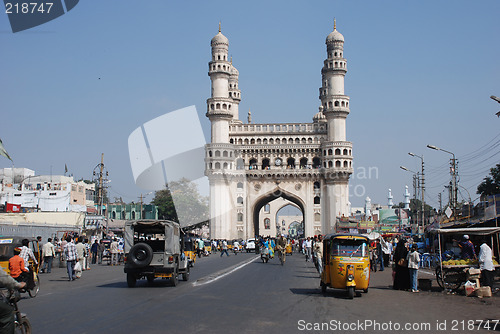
1 289 31 333
260 246 269 263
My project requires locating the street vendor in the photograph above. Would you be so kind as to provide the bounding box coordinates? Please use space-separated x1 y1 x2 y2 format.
454 235 477 260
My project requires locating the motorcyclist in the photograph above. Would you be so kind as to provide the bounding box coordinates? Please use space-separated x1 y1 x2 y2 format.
0 266 26 333
276 234 287 264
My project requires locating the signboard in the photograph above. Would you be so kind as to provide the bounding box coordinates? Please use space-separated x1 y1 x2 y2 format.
5 203 21 213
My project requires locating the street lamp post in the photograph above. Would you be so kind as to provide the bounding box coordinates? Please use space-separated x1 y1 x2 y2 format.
427 145 458 221
400 166 420 232
409 153 425 232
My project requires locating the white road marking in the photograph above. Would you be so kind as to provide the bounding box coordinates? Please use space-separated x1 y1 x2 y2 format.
192 255 259 287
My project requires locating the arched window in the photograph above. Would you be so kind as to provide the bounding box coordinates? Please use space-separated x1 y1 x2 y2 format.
237 182 243 189
328 101 332 108
262 158 270 170
238 138 243 145
257 139 261 144
209 151 213 157
301 138 306 144
237 213 243 222
216 103 220 109
250 139 255 144
215 151 221 157
314 181 320 190
264 218 270 229
236 158 245 170
282 138 287 144
328 149 333 155
300 157 308 168
237 197 243 205
343 149 348 155
334 101 340 107
295 138 300 144
336 161 341 167
263 138 268 144
314 196 320 205
249 158 258 170
269 138 274 144
343 161 348 168
328 161 333 167
264 204 270 213
244 139 249 145
312 157 321 169
215 162 221 169
223 162 228 169
308 138 312 143
223 151 228 157
229 139 234 144
287 157 295 169
335 148 341 155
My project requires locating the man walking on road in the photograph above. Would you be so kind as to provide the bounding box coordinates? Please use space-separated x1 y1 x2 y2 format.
220 240 230 257
64 236 78 281
41 238 55 273
110 238 119 265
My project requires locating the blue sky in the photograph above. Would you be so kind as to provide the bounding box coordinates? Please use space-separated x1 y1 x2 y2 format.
1 0 499 208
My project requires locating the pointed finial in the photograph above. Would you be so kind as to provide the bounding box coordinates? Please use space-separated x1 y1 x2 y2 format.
334 18 336 30
219 21 221 33
247 109 252 124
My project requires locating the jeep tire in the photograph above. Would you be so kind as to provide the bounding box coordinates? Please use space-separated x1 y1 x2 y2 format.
127 243 153 268
170 268 178 286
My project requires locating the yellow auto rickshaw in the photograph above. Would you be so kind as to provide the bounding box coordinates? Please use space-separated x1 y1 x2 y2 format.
183 236 196 267
0 236 41 297
320 234 370 299
203 240 212 254
285 242 293 255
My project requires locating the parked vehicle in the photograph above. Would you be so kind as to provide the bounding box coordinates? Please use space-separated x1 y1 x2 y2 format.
123 220 190 287
246 238 256 253
183 236 196 267
320 234 370 299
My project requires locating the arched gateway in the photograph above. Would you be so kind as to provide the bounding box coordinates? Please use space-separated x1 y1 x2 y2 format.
205 21 353 240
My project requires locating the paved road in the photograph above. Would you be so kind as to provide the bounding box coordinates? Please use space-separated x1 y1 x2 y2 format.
20 252 499 333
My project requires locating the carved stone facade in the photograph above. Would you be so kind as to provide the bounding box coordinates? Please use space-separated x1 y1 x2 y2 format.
205 22 353 240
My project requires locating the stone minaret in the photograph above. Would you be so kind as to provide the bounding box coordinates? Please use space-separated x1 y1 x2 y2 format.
320 20 354 232
205 23 237 239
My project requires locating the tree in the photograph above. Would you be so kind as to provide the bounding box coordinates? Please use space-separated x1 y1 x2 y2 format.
151 178 209 226
477 163 500 199
151 186 178 221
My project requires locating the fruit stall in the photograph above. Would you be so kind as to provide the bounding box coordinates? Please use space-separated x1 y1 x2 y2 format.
431 227 500 291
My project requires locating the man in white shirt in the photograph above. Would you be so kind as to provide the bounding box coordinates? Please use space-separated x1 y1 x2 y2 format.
41 238 56 273
305 237 312 262
479 240 495 288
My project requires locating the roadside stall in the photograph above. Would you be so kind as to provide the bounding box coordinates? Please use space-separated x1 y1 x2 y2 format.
431 227 500 291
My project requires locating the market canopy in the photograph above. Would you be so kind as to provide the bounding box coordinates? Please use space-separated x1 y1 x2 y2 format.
430 227 500 235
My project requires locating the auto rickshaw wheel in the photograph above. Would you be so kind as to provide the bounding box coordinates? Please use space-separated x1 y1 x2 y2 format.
147 275 155 284
363 288 368 293
347 287 355 299
182 266 190 281
321 282 327 295
127 273 137 288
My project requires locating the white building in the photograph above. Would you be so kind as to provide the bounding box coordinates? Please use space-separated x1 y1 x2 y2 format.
0 167 94 212
205 21 353 240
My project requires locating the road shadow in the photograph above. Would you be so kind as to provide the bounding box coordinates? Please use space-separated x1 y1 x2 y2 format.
294 275 320 279
290 287 363 299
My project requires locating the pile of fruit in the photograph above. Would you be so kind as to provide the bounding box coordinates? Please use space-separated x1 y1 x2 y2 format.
442 259 499 266
442 259 478 266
